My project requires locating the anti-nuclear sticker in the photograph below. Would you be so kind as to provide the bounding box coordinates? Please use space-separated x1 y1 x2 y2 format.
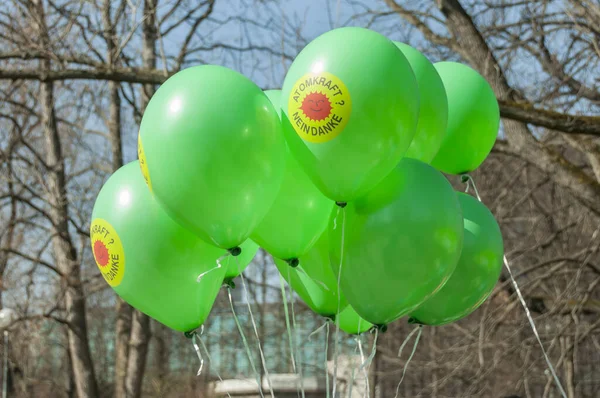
288 72 352 144
137 135 152 192
91 219 125 287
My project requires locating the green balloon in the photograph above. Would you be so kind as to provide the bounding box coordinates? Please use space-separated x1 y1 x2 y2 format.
430 62 500 174
393 42 448 164
274 232 347 317
223 239 259 283
90 162 226 332
336 306 373 335
281 27 419 202
329 158 464 326
410 193 504 326
139 65 285 250
251 90 334 262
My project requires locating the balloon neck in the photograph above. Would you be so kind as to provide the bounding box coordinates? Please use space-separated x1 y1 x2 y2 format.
227 247 242 256
335 201 347 208
408 317 424 326
286 258 300 268
184 330 196 339
324 314 336 322
460 174 470 183
373 324 388 333
223 279 236 289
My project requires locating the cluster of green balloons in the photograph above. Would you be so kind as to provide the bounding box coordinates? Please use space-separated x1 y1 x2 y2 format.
90 27 504 334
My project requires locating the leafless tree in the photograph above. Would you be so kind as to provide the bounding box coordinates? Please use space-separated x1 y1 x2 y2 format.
0 0 598 397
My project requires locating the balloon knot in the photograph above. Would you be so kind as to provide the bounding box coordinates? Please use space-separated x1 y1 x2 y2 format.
408 317 424 325
324 314 336 322
184 330 196 339
228 247 242 256
286 258 300 268
335 201 347 208
374 324 388 333
460 174 470 183
223 279 236 289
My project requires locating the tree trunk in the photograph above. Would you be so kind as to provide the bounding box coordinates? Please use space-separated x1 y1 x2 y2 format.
124 1 158 396
30 1 99 397
101 2 133 396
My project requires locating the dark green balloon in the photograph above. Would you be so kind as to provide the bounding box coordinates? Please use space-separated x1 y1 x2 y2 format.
410 193 504 326
393 42 448 164
274 232 347 317
223 239 259 283
329 158 464 326
251 90 333 261
431 62 500 174
281 27 419 202
139 65 285 250
90 162 226 332
336 306 373 335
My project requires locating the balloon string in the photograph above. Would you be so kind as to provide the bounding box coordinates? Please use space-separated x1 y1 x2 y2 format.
189 329 204 377
279 275 301 398
287 266 306 398
325 322 331 398
394 325 423 398
347 336 359 398
332 206 346 397
357 333 371 398
306 319 332 398
197 253 229 282
359 328 378 371
237 257 275 398
396 324 421 358
197 329 232 398
227 287 265 398
307 320 329 342
462 174 567 398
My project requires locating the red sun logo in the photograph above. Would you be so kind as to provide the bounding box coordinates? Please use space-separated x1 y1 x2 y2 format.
300 92 332 121
93 240 109 267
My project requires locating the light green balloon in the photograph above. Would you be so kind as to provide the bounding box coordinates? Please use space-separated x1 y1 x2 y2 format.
329 158 464 326
281 27 419 202
393 42 448 163
139 65 285 250
251 90 334 262
410 193 504 326
337 306 373 335
431 62 500 174
223 239 259 285
90 162 226 332
275 232 347 317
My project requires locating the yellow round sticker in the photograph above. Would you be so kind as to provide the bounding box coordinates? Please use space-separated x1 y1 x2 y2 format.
90 219 125 287
137 135 152 192
287 72 352 144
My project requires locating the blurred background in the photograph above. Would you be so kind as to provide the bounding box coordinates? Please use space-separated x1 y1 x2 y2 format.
0 0 599 397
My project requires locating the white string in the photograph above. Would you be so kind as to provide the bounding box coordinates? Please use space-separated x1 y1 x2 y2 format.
197 253 229 282
197 331 232 398
359 328 378 371
396 325 421 358
325 322 331 398
279 275 301 398
307 319 331 398
462 174 567 398
287 266 306 398
307 321 329 342
394 326 423 398
237 257 275 398
190 331 204 377
332 207 346 397
347 336 360 398
227 287 265 398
